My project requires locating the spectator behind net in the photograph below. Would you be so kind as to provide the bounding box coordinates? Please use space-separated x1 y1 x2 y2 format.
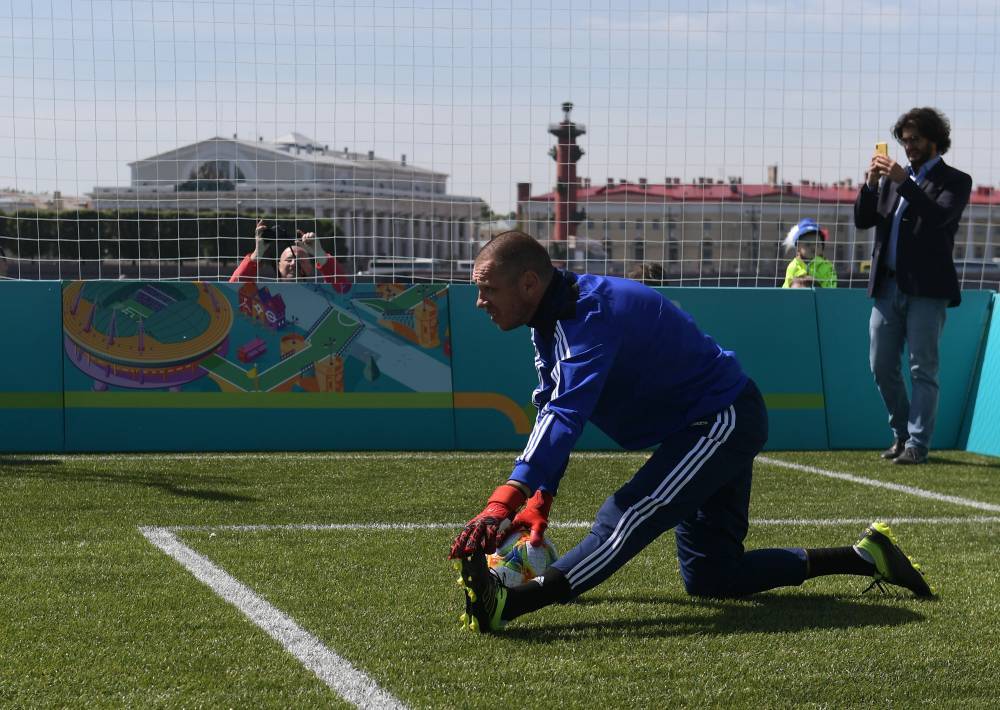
627 262 665 285
230 220 350 292
781 218 837 289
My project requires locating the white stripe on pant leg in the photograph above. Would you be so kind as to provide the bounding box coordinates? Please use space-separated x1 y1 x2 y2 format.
566 406 736 589
564 415 729 588
644 407 735 502
139 526 407 710
567 413 734 589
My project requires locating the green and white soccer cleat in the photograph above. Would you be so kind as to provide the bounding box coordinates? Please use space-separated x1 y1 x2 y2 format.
854 521 934 598
455 552 508 633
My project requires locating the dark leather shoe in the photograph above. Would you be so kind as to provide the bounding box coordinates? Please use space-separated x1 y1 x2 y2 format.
893 447 928 465
880 438 906 460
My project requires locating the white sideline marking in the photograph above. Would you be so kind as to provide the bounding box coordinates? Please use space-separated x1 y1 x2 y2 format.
139 526 407 710
24 451 645 462
757 456 1000 513
157 516 1000 534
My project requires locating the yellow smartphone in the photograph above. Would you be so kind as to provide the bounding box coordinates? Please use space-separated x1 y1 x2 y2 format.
875 142 888 157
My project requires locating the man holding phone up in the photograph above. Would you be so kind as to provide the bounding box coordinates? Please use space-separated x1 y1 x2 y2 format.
855 107 972 465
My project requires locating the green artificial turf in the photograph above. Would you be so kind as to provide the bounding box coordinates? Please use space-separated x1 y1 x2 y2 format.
1 451 998 707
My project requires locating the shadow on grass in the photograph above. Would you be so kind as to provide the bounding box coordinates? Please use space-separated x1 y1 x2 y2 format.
0 457 63 466
0 458 257 503
507 592 926 642
926 454 1000 469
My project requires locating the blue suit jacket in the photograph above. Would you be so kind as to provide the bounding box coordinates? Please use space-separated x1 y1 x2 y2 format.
854 158 971 307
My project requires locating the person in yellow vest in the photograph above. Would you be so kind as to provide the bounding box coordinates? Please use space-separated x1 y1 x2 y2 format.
781 218 837 288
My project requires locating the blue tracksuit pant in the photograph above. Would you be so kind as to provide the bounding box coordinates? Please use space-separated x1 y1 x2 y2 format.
555 380 808 598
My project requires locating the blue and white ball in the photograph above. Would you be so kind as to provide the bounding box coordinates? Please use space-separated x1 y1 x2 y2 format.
487 531 559 587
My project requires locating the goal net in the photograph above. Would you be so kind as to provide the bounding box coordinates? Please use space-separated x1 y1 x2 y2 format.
1 0 997 289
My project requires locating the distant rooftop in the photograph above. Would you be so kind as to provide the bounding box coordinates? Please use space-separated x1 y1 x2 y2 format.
130 134 447 177
528 180 1000 205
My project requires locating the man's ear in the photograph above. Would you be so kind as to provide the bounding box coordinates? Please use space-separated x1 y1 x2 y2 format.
520 269 541 295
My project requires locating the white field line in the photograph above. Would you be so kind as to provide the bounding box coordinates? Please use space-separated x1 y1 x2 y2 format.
757 456 1000 513
158 516 1000 534
13 451 647 462
139 526 407 710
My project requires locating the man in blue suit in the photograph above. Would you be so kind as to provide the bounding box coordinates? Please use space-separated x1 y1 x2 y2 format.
855 107 972 465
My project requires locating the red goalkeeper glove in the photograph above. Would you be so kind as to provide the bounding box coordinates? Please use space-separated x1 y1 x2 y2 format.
505 490 553 548
449 483 526 559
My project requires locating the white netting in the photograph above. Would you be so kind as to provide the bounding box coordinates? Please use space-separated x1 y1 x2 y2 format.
0 0 997 288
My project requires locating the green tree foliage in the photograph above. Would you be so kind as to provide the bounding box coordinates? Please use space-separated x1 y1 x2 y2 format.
0 210 346 262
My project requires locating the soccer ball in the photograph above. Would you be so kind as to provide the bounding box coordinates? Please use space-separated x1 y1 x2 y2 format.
487 531 559 587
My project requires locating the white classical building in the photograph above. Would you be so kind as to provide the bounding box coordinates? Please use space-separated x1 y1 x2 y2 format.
89 133 486 270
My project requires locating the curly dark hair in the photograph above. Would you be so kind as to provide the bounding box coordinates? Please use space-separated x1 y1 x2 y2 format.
892 107 952 154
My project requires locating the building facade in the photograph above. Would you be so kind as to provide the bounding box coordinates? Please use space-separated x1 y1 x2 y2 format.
89 133 486 272
518 177 1000 287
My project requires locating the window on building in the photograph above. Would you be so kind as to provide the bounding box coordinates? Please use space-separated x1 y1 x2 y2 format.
180 160 243 191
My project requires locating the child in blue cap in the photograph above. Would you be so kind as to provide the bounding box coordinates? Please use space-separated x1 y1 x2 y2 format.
782 218 837 288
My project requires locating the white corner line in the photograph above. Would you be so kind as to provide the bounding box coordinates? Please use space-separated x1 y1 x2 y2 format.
139 526 407 710
757 456 1000 513
152 517 1000 535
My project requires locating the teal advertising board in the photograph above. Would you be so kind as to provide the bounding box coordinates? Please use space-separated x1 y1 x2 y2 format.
966 294 1000 457
60 281 456 451
816 288 993 450
0 281 995 456
0 281 63 451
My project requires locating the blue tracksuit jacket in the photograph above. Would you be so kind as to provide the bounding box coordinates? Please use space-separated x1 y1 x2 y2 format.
510 270 747 494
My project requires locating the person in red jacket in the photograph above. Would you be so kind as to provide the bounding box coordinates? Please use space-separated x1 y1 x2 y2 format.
230 220 350 293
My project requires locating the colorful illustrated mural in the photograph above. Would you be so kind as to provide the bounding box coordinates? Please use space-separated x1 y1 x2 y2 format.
63 281 234 391
62 281 452 397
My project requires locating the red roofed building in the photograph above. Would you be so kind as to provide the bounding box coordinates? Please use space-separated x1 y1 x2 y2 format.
510 105 998 288
517 173 999 287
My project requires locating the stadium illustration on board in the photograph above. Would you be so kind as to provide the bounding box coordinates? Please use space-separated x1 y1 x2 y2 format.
62 281 452 395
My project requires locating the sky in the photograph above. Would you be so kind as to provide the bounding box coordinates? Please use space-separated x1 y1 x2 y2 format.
2 0 999 212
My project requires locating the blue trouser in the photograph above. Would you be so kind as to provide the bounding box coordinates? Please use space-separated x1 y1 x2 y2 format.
869 276 948 452
553 380 807 598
